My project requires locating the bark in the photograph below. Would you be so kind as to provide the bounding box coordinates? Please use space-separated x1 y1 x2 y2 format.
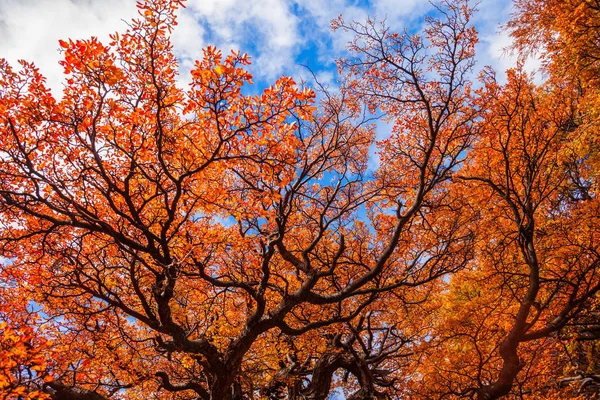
46 382 108 400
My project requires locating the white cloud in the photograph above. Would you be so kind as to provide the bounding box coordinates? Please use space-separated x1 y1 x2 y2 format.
171 8 206 88
182 0 300 81
0 0 300 92
473 0 541 82
0 0 532 96
481 30 542 81
0 0 139 95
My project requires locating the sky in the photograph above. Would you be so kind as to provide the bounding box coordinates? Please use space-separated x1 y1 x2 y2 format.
0 0 538 98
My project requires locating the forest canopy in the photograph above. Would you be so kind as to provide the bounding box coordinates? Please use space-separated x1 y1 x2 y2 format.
1 0 599 399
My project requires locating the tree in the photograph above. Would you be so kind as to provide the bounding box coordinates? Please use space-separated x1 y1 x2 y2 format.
404 68 600 400
508 0 600 87
0 0 478 399
4 0 599 398
0 321 53 400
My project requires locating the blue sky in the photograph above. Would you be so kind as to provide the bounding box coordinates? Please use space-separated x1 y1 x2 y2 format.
0 0 538 97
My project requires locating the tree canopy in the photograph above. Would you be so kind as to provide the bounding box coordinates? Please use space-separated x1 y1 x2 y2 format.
0 0 599 399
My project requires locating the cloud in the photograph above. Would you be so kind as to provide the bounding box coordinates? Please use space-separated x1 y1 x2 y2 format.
0 0 139 95
473 0 541 81
0 0 530 97
0 0 301 91
171 7 206 88
181 0 301 82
